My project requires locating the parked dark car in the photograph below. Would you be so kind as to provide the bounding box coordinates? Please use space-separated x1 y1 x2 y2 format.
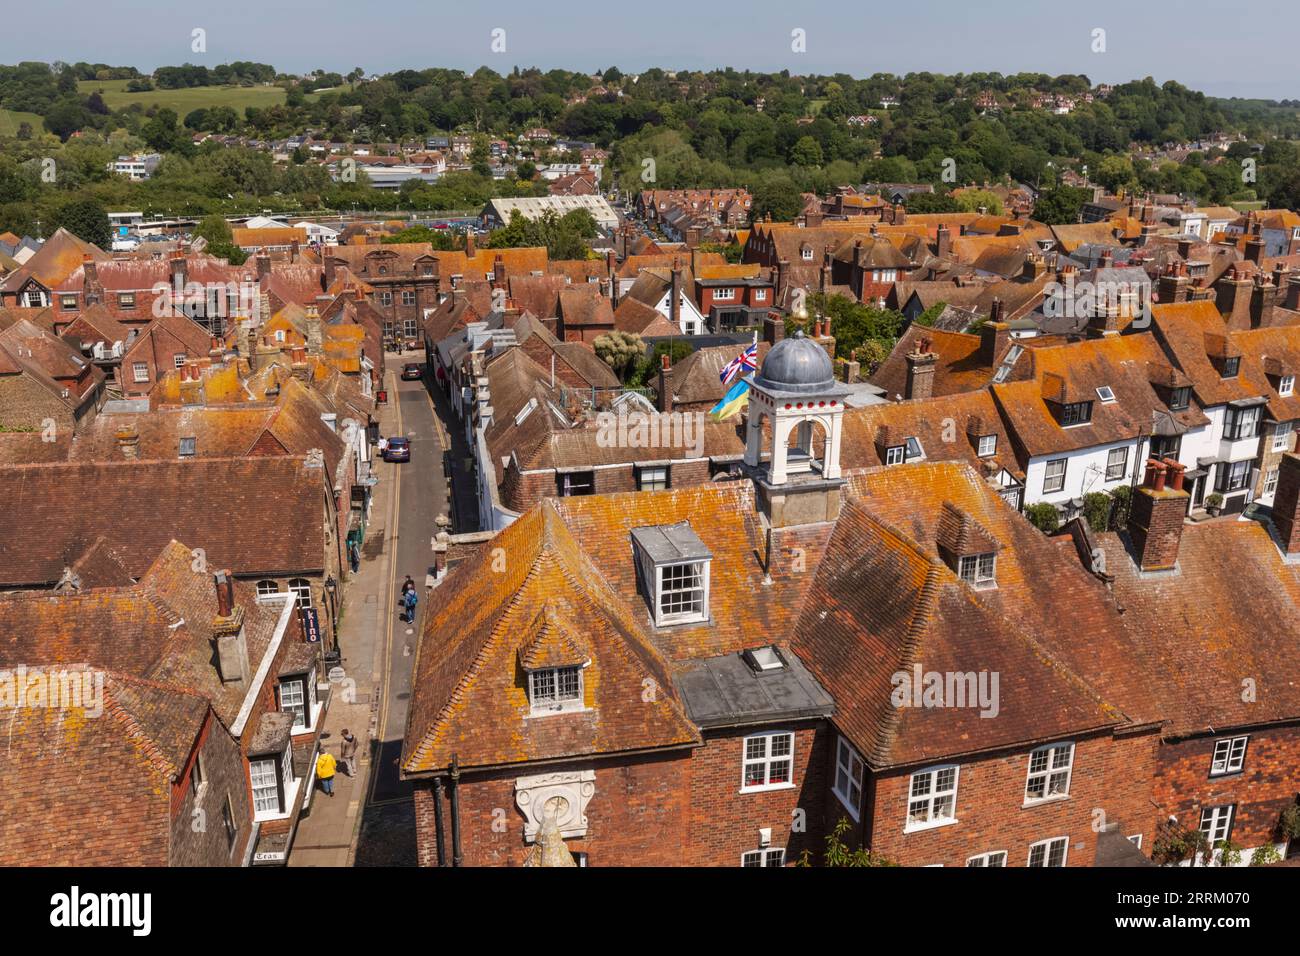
401 362 423 380
382 437 411 463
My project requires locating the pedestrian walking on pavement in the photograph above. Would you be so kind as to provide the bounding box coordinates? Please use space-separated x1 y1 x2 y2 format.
348 540 360 574
316 749 337 797
340 730 359 777
402 575 415 595
403 587 419 624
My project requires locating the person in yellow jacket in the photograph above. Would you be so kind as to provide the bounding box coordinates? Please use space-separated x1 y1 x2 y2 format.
316 749 337 797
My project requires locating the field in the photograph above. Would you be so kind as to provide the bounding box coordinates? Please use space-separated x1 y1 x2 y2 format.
0 109 43 136
76 78 324 114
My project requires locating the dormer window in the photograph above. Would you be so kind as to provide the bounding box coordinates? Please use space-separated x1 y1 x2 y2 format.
958 553 996 589
528 665 583 714
1220 356 1240 378
977 435 997 457
1169 386 1191 411
632 523 711 627
1058 401 1092 427
1280 375 1295 397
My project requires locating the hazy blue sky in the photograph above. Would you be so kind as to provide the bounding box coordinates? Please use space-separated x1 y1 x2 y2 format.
4 0 1298 100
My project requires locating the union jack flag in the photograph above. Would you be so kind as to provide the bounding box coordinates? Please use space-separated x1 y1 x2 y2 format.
720 340 759 385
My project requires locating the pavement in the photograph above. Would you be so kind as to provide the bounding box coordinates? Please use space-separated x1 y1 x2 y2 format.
289 349 464 867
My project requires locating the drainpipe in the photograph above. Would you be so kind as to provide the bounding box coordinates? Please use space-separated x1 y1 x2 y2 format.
432 776 447 867
449 752 463 867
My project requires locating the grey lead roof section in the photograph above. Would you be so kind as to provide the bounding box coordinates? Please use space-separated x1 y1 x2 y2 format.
674 649 835 729
630 522 711 565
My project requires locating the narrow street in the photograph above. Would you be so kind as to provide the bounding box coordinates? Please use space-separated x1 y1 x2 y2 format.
291 350 468 866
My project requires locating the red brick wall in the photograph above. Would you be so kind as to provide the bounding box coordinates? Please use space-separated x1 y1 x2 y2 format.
685 723 828 866
413 751 692 867
860 731 1158 867
1152 725 1300 854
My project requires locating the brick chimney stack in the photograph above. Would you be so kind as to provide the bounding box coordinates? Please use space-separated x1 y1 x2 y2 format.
1244 222 1265 264
1285 274 1300 311
304 305 323 356
656 352 672 412
212 569 248 684
82 255 103 306
904 336 938 400
492 253 506 289
935 222 951 260
1214 264 1254 329
1249 272 1278 328
1157 261 1189 304
465 229 477 258
256 247 271 281
1127 458 1190 571
169 252 187 292
980 302 1010 366
1272 442 1300 555
115 425 139 460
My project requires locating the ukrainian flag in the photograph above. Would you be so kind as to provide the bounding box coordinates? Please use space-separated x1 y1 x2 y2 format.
709 376 751 421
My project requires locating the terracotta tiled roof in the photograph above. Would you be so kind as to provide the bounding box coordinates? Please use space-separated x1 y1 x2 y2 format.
1096 519 1300 737
0 229 107 295
0 457 328 586
404 461 1157 776
0 668 209 866
869 326 991 399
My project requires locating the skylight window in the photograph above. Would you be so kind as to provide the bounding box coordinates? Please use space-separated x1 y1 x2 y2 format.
1096 385 1116 403
743 646 786 673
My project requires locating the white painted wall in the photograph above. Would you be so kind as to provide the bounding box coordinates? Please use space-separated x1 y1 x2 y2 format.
1024 438 1143 507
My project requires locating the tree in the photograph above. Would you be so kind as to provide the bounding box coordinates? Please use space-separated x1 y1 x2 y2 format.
750 174 803 223
1023 502 1061 534
192 214 247 265
1032 184 1090 225
593 330 645 380
1094 154 1137 194
796 817 897 867
49 198 110 247
790 135 824 167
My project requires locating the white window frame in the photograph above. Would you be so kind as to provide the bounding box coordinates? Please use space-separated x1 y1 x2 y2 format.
637 464 669 491
741 848 785 867
250 756 283 816
118 292 135 309
905 765 959 831
132 362 150 383
221 793 238 851
279 676 308 730
1105 446 1128 481
885 445 905 466
289 578 313 610
1273 421 1292 452
655 560 709 626
958 552 996 589
1024 742 1074 804
402 290 417 307
1027 836 1069 867
754 289 767 301
1200 805 1234 847
832 736 864 820
966 851 1007 867
741 731 795 792
1043 457 1067 494
1210 736 1247 776
173 353 187 369
527 665 585 715
714 287 736 301
1280 375 1294 397
256 580 280 598
977 434 997 458
1264 469 1280 497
